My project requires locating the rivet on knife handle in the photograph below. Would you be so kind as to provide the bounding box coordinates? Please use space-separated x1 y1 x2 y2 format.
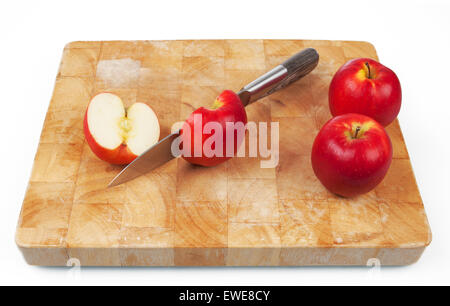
237 48 319 106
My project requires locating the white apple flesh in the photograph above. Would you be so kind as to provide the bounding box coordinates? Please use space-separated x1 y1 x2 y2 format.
84 93 160 165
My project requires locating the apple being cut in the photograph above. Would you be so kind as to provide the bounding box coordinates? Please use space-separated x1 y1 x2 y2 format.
180 90 247 167
329 58 401 126
84 93 160 165
311 113 392 197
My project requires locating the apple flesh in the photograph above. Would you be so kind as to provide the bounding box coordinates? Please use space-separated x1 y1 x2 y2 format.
329 58 401 126
311 113 392 197
84 93 160 165
180 90 247 167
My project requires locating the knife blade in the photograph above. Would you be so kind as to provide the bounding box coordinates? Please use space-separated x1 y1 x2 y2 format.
108 131 180 187
108 48 319 187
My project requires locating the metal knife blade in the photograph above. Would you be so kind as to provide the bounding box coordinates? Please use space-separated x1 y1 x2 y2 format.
108 131 180 187
108 48 319 187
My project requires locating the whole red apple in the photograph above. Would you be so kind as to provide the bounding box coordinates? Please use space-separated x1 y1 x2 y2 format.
329 58 401 126
180 90 247 167
311 113 392 197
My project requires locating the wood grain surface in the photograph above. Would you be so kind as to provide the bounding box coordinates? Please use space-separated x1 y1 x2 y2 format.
15 40 431 266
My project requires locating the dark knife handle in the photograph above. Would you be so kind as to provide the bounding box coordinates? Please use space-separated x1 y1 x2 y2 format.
238 48 319 106
280 48 320 88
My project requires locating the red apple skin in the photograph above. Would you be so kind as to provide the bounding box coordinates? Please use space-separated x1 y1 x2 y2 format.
83 108 137 165
181 90 247 167
311 113 393 197
329 58 401 126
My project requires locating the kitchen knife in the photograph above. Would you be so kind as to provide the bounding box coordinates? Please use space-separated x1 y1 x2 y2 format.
108 48 319 187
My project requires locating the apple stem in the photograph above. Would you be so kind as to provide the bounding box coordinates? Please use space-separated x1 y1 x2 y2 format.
354 126 361 139
365 62 372 79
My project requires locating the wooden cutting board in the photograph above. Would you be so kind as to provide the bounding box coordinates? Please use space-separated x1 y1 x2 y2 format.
16 40 431 266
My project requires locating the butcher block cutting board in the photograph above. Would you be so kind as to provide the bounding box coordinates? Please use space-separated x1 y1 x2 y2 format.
16 40 431 266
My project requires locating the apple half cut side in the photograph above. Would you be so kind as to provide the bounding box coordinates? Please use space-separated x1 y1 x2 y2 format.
84 93 160 165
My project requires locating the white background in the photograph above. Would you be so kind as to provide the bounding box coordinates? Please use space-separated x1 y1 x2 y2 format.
1 0 449 286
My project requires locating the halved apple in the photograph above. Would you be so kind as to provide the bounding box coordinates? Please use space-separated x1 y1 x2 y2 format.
84 93 160 165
